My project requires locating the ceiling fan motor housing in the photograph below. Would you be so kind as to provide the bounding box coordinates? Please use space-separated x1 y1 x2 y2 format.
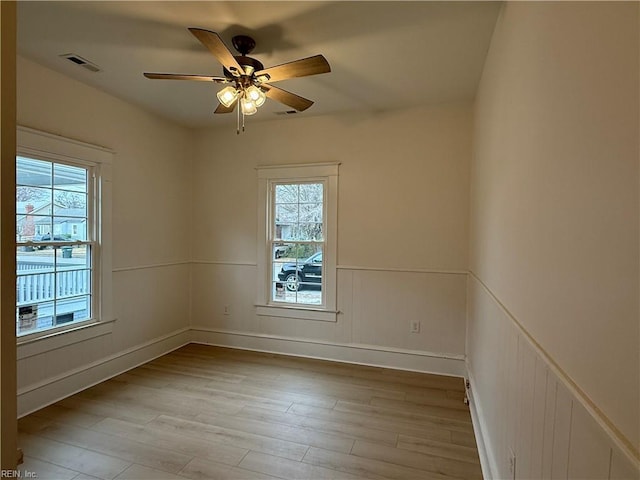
231 35 256 55
223 55 264 79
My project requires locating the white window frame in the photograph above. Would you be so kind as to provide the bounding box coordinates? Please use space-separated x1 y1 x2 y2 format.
16 126 114 348
256 163 339 322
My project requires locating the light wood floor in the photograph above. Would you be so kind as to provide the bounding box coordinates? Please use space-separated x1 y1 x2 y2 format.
18 344 482 480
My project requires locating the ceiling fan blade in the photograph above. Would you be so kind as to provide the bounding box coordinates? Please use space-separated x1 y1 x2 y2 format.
188 28 244 76
215 101 236 114
255 55 330 83
144 73 228 83
262 84 314 111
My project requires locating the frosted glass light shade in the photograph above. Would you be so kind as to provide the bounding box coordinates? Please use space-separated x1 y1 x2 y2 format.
240 97 257 115
246 85 266 107
217 86 239 107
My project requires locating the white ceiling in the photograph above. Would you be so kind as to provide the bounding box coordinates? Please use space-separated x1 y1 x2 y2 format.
17 1 502 128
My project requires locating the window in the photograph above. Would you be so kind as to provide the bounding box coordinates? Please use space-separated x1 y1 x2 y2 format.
272 182 325 305
16 157 93 335
256 163 339 322
15 126 113 339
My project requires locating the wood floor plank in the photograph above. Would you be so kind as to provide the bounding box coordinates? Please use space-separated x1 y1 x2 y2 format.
19 433 131 480
351 440 483 480
114 464 186 480
160 382 294 413
237 405 399 446
112 371 174 389
334 400 474 432
302 446 452 480
76 379 244 418
18 414 53 434
19 455 80 480
245 375 405 404
397 434 481 464
451 429 479 448
194 412 355 453
149 415 310 461
142 360 247 384
239 450 364 480
167 350 284 380
57 395 160 425
27 422 194 474
30 403 106 429
370 396 472 419
92 417 249 467
403 390 470 410
289 403 457 442
179 457 280 480
212 378 338 409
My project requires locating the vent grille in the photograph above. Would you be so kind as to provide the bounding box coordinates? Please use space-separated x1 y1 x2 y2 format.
274 110 298 116
60 54 101 73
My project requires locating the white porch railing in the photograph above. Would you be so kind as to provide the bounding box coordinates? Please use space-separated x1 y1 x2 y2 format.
17 267 89 305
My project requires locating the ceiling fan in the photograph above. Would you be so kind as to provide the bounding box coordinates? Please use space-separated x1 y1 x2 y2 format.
144 28 331 132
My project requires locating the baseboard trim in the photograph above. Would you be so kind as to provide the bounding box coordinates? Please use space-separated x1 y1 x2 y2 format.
17 327 192 417
466 367 498 480
191 327 466 377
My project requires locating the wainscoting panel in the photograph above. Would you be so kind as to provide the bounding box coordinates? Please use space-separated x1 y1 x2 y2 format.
466 274 639 480
191 262 468 377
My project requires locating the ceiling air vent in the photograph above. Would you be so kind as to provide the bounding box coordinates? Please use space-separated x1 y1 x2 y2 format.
60 53 101 73
274 110 298 116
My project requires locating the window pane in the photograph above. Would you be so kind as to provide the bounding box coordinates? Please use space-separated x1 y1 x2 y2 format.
275 203 298 223
290 223 323 241
271 244 322 305
53 217 87 241
56 269 91 299
54 163 87 192
17 301 54 335
17 186 51 207
273 242 294 261
299 203 322 223
17 246 56 275
53 190 87 217
56 295 91 324
17 272 55 307
17 157 52 188
299 183 323 203
56 244 90 270
275 184 298 204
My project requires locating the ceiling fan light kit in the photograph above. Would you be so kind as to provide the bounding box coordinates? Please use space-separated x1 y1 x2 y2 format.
217 86 239 107
144 27 331 134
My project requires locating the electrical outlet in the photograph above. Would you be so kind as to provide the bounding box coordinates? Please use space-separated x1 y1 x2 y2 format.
508 449 516 480
223 305 231 315
410 320 420 333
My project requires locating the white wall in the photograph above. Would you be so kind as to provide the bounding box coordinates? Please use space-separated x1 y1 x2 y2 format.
15 56 193 414
468 2 639 478
191 104 471 374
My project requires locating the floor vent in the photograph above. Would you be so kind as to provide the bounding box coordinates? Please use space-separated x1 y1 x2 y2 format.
60 53 101 72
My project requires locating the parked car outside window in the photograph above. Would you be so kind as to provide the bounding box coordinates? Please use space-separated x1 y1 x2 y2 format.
277 252 322 291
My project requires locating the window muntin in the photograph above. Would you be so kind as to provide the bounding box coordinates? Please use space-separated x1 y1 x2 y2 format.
270 181 325 306
16 156 95 336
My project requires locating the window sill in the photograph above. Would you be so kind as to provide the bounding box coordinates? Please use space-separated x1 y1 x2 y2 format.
255 304 338 322
17 318 116 360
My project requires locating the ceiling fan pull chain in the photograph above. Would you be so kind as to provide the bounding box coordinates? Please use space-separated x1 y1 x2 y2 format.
236 100 240 135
